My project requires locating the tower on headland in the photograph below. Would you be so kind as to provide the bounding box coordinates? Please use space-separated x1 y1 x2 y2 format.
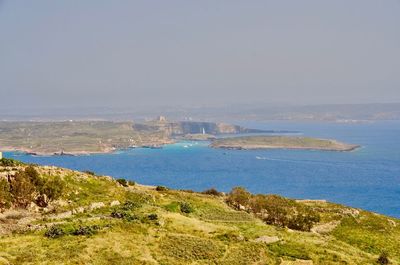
156 116 167 122
0 151 2 160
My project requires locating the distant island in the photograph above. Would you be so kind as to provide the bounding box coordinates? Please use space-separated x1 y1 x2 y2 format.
0 118 359 155
211 136 360 151
0 118 285 156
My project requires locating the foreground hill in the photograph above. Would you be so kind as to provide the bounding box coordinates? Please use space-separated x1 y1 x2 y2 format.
0 158 398 264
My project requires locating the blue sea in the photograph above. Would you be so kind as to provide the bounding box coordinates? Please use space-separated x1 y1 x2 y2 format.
5 121 400 217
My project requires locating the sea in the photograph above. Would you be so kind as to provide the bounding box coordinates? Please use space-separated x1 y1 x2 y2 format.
5 121 400 218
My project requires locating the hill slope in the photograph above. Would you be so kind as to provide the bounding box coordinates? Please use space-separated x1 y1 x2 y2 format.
0 159 398 265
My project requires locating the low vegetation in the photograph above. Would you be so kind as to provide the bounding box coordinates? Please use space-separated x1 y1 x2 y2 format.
0 164 65 209
226 187 320 231
0 160 399 264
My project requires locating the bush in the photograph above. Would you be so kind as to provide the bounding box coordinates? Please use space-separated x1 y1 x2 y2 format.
147 213 158 220
83 170 96 176
121 200 142 210
180 202 194 214
287 208 321 232
226 187 320 231
36 175 65 207
156 185 168 191
128 180 136 186
377 252 389 265
0 178 12 209
180 189 195 193
116 178 128 187
6 166 65 208
45 225 65 238
72 225 100 236
111 209 139 221
0 158 23 167
10 170 36 208
111 200 142 221
25 166 42 188
43 176 64 202
226 187 251 210
202 188 223 196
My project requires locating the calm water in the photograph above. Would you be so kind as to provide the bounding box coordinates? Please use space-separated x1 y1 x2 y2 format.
5 121 400 217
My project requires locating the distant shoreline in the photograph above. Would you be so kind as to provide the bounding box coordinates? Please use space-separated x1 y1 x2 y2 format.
0 142 174 157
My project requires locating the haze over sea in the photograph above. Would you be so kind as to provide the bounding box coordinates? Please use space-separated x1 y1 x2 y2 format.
6 121 400 217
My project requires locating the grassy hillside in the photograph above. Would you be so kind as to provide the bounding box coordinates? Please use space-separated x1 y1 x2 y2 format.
0 158 397 265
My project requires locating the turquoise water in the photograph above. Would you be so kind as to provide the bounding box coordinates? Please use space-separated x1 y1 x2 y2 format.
5 121 400 217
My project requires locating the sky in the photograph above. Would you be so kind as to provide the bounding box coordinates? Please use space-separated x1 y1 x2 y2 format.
0 0 399 110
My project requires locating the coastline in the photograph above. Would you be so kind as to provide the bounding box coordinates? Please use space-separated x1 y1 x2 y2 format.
1 140 175 156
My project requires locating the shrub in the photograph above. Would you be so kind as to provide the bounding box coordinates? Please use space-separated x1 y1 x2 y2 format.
179 202 194 214
0 178 12 209
147 213 158 220
202 188 223 196
287 208 321 232
10 170 36 208
72 225 100 236
226 187 320 232
0 158 23 167
116 178 128 187
45 225 65 238
25 166 43 188
226 187 251 210
111 209 139 222
377 252 389 265
258 195 293 227
36 175 65 207
257 195 320 231
156 185 168 191
43 176 64 202
110 200 142 221
83 170 96 176
180 189 195 193
121 200 142 210
128 180 136 186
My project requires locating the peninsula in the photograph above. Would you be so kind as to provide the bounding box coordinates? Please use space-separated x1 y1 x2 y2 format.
211 136 360 151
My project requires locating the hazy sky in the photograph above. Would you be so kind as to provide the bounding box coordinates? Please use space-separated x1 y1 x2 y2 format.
1 0 399 109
